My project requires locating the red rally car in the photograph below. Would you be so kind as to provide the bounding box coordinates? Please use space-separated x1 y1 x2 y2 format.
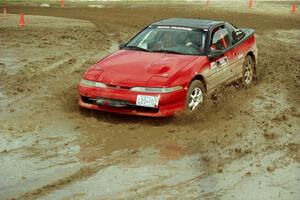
78 18 258 117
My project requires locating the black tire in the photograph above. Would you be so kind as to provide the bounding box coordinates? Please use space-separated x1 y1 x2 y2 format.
185 80 206 112
242 55 255 87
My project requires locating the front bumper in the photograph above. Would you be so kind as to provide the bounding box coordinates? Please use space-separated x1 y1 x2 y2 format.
78 84 187 117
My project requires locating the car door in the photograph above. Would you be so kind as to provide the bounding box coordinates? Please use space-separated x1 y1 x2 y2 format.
206 25 236 91
224 22 247 80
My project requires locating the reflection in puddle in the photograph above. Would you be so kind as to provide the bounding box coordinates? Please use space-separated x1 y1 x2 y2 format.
160 143 187 160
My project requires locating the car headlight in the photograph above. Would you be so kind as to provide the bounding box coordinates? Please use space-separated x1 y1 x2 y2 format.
80 79 107 88
130 86 182 93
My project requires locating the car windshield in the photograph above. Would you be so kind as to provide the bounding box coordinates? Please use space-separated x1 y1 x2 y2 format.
125 26 206 55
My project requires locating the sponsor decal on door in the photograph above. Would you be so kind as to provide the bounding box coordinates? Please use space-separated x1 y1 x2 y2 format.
210 56 228 72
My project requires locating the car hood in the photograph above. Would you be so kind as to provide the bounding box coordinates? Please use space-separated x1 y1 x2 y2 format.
84 50 198 87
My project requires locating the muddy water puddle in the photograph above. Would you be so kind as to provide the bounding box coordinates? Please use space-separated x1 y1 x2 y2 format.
0 122 81 200
0 87 8 111
35 141 300 200
0 49 20 74
40 147 202 200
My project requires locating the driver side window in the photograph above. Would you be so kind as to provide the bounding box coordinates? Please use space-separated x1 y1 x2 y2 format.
210 26 230 51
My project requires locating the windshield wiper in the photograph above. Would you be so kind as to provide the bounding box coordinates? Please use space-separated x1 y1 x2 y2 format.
151 49 185 55
124 45 149 52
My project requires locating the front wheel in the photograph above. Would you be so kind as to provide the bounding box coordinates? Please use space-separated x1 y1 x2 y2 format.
186 80 206 112
242 55 255 87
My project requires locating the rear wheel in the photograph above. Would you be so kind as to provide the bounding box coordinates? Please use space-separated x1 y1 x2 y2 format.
242 55 255 87
186 80 205 112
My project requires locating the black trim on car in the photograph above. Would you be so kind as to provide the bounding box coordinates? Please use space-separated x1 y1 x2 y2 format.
81 96 159 113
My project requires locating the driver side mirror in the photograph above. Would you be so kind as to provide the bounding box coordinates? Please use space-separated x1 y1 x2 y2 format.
208 50 224 60
119 42 126 49
234 29 245 41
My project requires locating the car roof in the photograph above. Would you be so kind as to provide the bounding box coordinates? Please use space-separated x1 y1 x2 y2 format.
151 18 224 29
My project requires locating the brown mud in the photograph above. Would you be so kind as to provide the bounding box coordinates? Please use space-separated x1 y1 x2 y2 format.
0 1 299 200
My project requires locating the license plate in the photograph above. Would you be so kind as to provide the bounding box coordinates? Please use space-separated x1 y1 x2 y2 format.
136 95 160 108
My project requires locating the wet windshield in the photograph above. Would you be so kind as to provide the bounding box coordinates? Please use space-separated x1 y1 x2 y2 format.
125 26 206 55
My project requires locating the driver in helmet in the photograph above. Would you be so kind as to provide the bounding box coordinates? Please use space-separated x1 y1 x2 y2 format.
162 31 176 49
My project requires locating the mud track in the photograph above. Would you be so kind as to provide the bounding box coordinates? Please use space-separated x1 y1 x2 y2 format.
0 2 299 200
